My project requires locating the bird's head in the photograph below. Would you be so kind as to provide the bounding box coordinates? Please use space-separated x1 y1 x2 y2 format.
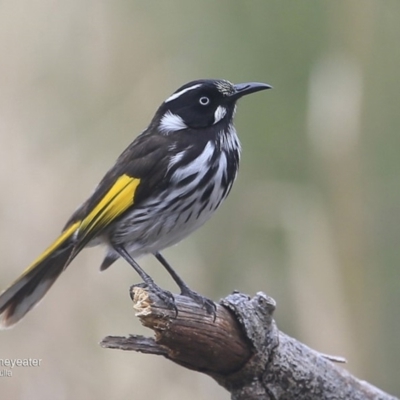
152 79 271 134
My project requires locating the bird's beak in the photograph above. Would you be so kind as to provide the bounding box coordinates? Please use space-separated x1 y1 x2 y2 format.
230 82 272 100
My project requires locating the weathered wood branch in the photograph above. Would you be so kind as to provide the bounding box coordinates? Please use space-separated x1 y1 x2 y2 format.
100 286 398 400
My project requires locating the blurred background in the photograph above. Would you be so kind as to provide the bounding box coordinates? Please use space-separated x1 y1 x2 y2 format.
0 0 399 399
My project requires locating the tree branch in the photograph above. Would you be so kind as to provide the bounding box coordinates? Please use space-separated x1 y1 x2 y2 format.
100 286 398 400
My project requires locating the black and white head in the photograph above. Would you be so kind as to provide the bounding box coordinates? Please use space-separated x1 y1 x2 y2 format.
152 79 271 135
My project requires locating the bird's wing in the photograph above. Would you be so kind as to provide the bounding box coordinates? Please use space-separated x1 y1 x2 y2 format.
63 132 175 250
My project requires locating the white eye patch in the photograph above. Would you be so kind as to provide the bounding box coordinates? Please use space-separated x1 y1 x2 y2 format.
159 110 188 134
213 106 227 124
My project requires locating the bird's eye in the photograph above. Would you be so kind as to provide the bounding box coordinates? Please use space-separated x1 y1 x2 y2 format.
199 96 210 106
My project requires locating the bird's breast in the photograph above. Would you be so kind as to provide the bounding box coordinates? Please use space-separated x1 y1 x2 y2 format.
108 138 239 255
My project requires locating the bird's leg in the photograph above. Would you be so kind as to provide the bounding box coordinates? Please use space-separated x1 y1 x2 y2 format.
154 252 216 319
113 244 177 315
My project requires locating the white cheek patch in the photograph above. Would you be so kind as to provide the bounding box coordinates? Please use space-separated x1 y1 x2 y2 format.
165 84 202 103
213 106 227 124
159 110 188 134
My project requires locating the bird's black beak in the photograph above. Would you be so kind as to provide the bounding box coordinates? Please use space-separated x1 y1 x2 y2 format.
230 82 272 101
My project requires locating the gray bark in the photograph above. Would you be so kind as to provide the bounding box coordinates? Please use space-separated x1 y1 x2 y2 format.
101 286 398 400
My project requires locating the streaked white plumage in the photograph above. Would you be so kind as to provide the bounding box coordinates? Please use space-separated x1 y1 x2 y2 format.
167 150 187 172
111 130 240 258
219 124 241 154
170 141 215 182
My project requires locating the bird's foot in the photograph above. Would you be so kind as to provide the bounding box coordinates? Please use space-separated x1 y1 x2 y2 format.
180 286 217 321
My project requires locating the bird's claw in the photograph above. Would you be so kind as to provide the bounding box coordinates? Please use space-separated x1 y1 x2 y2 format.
180 286 217 321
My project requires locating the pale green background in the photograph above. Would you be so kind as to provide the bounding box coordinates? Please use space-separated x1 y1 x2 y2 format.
0 1 399 399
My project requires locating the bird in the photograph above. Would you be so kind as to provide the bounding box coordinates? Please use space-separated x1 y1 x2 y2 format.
0 79 271 328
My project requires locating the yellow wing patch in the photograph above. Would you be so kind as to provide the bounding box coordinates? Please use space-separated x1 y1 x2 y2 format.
22 175 140 275
21 174 140 276
22 221 81 275
79 174 141 239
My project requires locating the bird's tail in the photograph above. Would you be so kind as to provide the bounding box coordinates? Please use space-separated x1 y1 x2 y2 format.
0 222 80 329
